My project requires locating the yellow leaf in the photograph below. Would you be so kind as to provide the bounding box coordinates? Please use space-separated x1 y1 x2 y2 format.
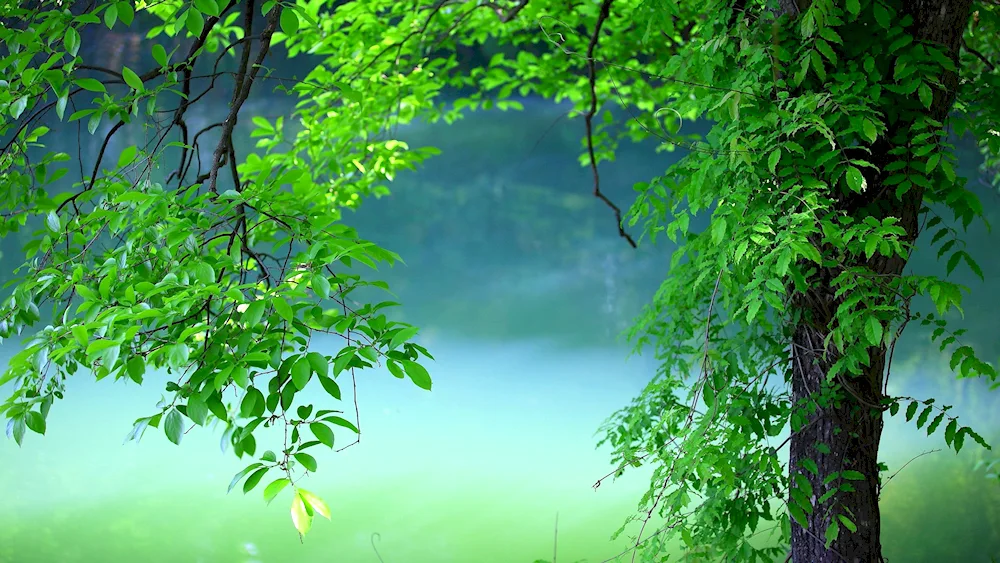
291 492 313 536
297 488 331 520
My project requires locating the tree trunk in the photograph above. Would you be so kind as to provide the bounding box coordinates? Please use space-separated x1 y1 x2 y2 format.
784 2 972 562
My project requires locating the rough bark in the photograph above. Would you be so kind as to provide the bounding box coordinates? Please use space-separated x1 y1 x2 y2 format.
783 2 973 562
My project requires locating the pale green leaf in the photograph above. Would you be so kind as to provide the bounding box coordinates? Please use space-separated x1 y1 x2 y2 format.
291 492 313 536
297 488 331 519
263 478 291 505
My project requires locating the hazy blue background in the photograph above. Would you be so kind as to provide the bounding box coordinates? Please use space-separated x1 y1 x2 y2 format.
1 26 999 563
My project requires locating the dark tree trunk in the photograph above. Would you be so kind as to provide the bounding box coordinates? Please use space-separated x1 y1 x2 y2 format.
783 2 973 562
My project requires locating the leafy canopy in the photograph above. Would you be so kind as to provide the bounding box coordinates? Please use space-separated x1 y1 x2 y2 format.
1 0 999 556
0 0 437 539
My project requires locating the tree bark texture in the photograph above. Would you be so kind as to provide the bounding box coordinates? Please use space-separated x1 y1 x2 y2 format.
783 2 973 562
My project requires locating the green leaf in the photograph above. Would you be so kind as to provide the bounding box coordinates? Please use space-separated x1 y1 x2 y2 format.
840 470 865 481
56 93 68 120
703 382 715 409
10 96 28 119
243 466 269 494
117 2 135 25
117 145 139 168
263 478 291 505
926 153 940 173
104 3 118 28
232 365 250 389
310 422 334 448
294 452 317 472
926 412 945 436
767 149 780 174
710 217 726 244
944 419 958 446
228 463 263 493
298 488 331 519
243 300 266 327
126 356 145 382
272 297 294 322
292 357 312 390
915 405 932 429
122 66 144 91
151 43 168 67
861 119 877 143
401 360 432 390
240 388 260 418
306 352 328 376
917 83 933 109
388 326 419 351
75 78 106 92
45 211 61 233
10 418 26 445
87 338 121 356
194 0 221 17
312 274 330 299
332 348 355 377
206 393 228 420
799 458 819 476
873 3 891 28
88 113 102 135
864 316 883 346
186 8 205 36
746 297 762 323
905 401 918 422
845 167 866 192
788 503 808 529
167 343 190 367
187 396 209 425
838 514 857 533
280 9 300 35
291 491 313 536
318 375 341 400
962 427 991 450
164 409 184 445
24 411 46 435
946 251 961 275
824 520 840 549
324 416 359 434
64 27 81 57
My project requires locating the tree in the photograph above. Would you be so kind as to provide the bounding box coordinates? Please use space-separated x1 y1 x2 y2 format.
1 1 997 562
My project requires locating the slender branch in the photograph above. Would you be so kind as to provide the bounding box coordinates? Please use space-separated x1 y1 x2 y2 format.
581 0 637 248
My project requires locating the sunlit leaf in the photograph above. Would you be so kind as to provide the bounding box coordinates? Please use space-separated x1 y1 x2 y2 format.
291 491 313 536
263 478 290 505
297 488 331 519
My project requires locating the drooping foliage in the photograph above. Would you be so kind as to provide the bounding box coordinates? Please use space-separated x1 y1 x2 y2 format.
1 0 997 558
0 0 437 539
